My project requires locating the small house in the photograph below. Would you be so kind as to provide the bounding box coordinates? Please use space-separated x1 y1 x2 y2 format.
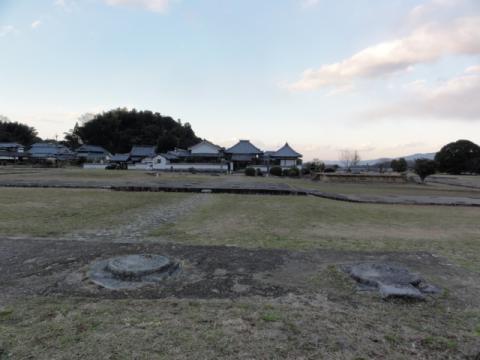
130 146 157 163
0 142 26 163
269 143 302 168
188 140 224 162
76 145 111 163
29 143 75 161
225 140 263 170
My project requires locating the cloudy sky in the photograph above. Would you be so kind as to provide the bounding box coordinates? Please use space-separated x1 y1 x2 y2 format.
1 0 479 160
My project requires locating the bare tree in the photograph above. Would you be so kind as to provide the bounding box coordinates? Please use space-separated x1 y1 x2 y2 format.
339 150 352 170
339 149 361 171
352 150 361 167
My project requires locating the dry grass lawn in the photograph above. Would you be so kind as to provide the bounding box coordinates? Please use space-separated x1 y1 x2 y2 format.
0 188 189 237
153 194 480 272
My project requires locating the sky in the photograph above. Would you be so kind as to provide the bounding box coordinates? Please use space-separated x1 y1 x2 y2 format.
1 0 479 161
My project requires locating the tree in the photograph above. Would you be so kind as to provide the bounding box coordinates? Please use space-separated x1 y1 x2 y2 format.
435 140 480 174
0 116 40 145
339 149 361 171
62 122 83 149
68 108 201 154
414 158 437 183
391 158 408 172
304 158 325 173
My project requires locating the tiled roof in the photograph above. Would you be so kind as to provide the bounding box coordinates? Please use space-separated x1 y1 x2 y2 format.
76 145 110 154
225 140 263 155
0 142 23 148
272 143 302 158
130 146 156 157
188 140 222 151
110 154 130 162
29 143 75 159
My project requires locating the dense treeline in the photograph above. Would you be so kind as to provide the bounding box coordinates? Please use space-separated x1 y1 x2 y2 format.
435 140 480 175
69 108 201 154
0 117 40 145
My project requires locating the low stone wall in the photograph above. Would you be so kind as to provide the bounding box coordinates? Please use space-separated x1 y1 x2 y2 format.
314 173 408 183
128 163 227 173
83 164 108 170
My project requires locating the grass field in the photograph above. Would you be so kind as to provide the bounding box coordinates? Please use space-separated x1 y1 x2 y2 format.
2 167 480 199
1 292 478 359
0 183 479 359
0 188 189 237
153 194 480 271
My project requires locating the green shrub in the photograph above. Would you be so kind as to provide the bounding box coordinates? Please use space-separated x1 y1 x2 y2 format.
282 169 290 177
414 158 437 182
288 167 300 177
255 168 263 176
245 167 256 176
269 166 283 176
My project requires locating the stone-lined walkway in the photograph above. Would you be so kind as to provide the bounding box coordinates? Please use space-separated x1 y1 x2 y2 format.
69 193 213 242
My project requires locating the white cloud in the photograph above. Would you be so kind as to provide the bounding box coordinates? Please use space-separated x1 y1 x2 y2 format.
104 0 171 13
301 0 320 9
54 0 76 12
367 66 480 121
288 16 480 91
0 25 15 37
31 20 42 29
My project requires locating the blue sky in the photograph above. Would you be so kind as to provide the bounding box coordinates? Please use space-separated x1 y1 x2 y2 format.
1 0 479 160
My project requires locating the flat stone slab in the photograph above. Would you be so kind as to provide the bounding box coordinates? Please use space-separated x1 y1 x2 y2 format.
379 283 425 301
347 263 421 287
88 254 179 290
344 262 440 301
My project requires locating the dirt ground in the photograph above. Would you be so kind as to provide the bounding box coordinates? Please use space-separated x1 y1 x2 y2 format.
1 238 480 359
3 238 473 300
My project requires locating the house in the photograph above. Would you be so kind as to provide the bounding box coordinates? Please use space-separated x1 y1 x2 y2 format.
130 145 156 163
108 154 130 169
268 143 302 168
28 143 76 161
188 140 224 162
0 142 26 163
128 140 227 172
162 148 191 163
225 140 263 170
76 145 111 163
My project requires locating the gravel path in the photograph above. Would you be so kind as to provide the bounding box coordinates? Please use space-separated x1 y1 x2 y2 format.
69 194 213 242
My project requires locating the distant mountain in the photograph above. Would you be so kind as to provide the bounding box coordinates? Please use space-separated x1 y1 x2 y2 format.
322 152 436 166
402 153 436 162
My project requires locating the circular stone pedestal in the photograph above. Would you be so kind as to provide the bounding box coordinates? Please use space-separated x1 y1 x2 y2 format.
344 263 440 301
88 254 179 290
106 255 172 279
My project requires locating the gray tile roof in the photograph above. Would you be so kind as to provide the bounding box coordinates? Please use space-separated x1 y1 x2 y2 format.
225 140 263 155
188 140 222 151
161 153 178 161
169 148 190 157
110 154 130 162
272 143 302 158
0 142 23 149
76 145 110 154
130 146 156 157
29 143 75 160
